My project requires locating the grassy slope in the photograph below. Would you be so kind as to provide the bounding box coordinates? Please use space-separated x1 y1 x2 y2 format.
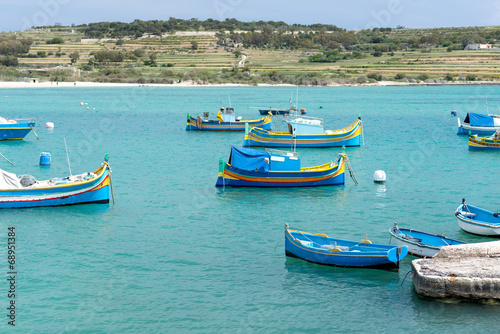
4 26 500 83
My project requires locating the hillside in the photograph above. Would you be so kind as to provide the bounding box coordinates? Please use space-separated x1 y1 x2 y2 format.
1 19 500 85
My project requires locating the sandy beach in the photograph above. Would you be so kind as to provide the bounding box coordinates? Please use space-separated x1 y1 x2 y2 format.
1 80 500 88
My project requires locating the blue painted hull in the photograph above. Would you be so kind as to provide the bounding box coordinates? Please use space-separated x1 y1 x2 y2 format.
0 122 35 140
456 203 500 236
0 162 110 209
243 120 362 148
389 226 465 257
216 155 345 188
285 229 408 269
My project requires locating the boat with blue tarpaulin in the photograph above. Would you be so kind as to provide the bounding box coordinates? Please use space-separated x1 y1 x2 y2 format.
457 112 500 135
389 222 465 257
216 146 348 187
285 224 408 269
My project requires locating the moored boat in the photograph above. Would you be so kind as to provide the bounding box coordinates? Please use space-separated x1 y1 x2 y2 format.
243 116 362 148
0 157 111 209
0 117 36 140
389 222 465 257
285 224 408 269
455 199 500 236
457 112 500 136
186 107 271 131
215 146 347 187
468 130 500 150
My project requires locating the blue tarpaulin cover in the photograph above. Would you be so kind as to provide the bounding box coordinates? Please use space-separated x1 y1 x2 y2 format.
229 146 270 172
468 113 494 127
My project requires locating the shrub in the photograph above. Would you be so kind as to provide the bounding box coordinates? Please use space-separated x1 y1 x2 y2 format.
466 74 476 81
367 73 383 81
372 51 383 57
46 37 64 44
395 73 406 80
444 73 454 81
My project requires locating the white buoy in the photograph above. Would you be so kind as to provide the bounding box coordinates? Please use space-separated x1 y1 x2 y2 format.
374 170 386 183
45 122 54 129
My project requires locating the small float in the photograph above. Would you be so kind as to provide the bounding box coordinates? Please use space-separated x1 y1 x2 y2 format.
216 146 351 187
0 156 111 209
243 116 362 148
186 107 271 131
285 224 408 269
455 199 500 236
0 116 36 140
389 223 465 257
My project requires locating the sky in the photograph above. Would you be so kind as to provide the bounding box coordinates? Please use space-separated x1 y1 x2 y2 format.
1 0 499 32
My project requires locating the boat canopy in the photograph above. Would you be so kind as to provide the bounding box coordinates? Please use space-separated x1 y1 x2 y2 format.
465 113 494 127
0 169 21 189
229 146 270 172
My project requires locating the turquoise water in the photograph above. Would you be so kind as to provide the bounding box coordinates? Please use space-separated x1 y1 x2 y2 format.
1 86 500 332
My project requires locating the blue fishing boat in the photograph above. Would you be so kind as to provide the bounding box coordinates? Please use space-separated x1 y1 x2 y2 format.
243 116 362 148
215 146 348 187
285 224 408 269
0 157 111 209
389 223 465 257
0 116 36 140
468 131 500 150
186 107 271 131
455 199 500 236
457 112 500 135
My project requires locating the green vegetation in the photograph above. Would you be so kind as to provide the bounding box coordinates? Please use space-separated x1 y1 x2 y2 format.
1 19 500 85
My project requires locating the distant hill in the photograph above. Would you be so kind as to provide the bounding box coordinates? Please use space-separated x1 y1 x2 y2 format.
1 19 500 85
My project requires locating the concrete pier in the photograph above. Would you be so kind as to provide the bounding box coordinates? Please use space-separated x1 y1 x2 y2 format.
412 241 500 301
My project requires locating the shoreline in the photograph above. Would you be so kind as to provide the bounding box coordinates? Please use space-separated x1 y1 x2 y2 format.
1 80 500 88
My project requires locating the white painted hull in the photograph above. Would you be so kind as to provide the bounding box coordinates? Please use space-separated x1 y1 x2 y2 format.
392 238 439 257
457 217 500 236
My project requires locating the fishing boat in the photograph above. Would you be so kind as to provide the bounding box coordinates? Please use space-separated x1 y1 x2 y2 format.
0 116 36 140
455 199 500 236
389 222 465 257
252 97 298 115
242 116 362 148
0 157 111 209
186 107 271 131
457 112 500 135
215 146 350 187
468 130 500 150
285 224 408 269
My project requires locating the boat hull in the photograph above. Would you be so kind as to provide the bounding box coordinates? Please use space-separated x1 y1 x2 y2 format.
468 135 500 150
0 122 35 140
389 227 465 257
285 229 407 269
457 118 499 136
455 203 500 236
216 156 345 188
259 109 291 115
0 163 110 209
243 120 362 148
186 116 271 131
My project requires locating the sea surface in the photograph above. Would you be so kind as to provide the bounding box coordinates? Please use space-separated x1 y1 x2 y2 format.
1 85 500 333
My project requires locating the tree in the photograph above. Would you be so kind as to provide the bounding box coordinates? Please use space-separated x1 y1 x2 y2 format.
69 51 80 64
46 37 64 44
233 50 242 58
149 52 157 62
190 41 198 50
